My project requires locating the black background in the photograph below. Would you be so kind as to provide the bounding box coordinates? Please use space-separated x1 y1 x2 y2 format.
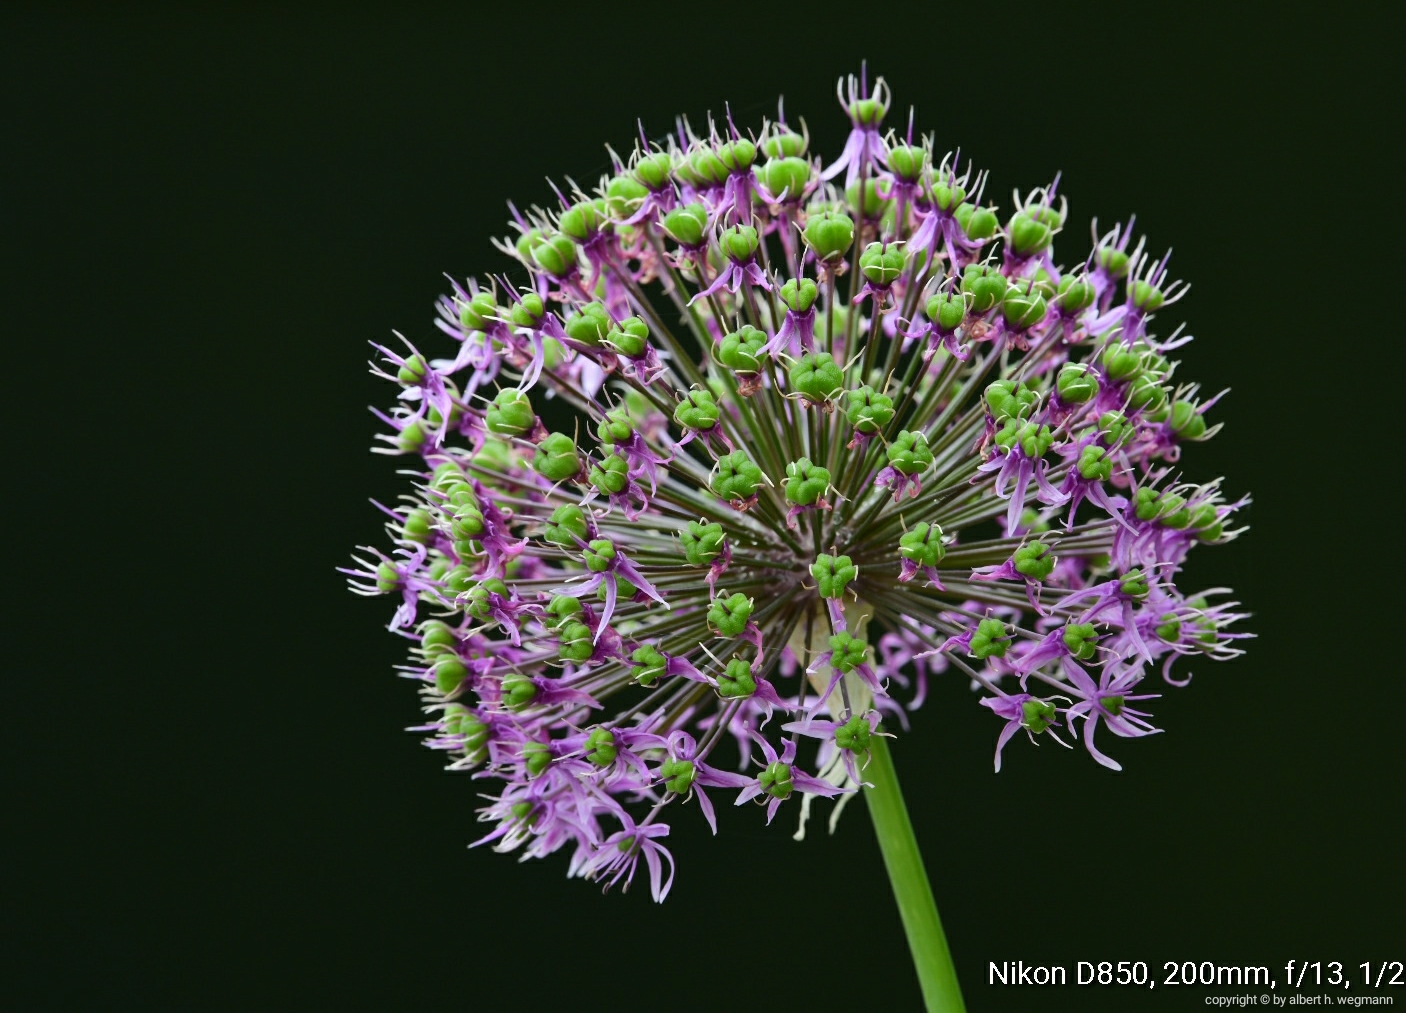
6 8 1397 1011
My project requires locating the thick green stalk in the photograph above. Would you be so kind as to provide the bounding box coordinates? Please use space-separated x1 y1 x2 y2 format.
865 734 966 1012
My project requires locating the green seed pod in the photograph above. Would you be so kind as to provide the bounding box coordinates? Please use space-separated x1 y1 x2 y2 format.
400 508 434 545
760 156 810 200
969 617 1010 659
928 178 966 213
534 432 581 483
563 302 612 347
681 520 725 565
371 562 399 593
546 594 583 629
583 538 616 572
630 644 667 687
1007 210 1054 257
954 203 999 241
760 760 793 800
719 224 759 262
1097 410 1133 447
521 740 551 777
717 138 757 173
834 713 872 752
557 621 595 663
451 539 482 566
1055 275 1096 315
450 504 484 541
1057 362 1099 404
529 233 577 277
502 672 539 709
585 727 617 767
458 291 498 332
1096 245 1130 278
514 228 542 264
783 457 831 506
1120 569 1150 599
1125 375 1168 414
462 577 508 620
899 522 946 568
605 174 649 218
688 146 729 186
1100 342 1143 382
1013 541 1056 582
509 292 546 329
596 406 634 446
1077 444 1113 482
845 178 890 220
984 382 1040 424
588 454 630 496
810 553 857 599
598 576 636 603
673 388 720 431
1147 489 1192 529
659 757 696 794
485 388 536 436
716 325 769 373
779 277 819 313
717 658 757 699
395 419 427 454
1001 279 1048 331
559 199 607 244
431 656 468 696
762 129 807 159
886 430 934 476
419 620 459 658
459 714 489 764
708 592 754 637
543 504 589 548
396 353 429 386
1002 420 1053 459
1189 504 1223 541
887 144 925 183
803 209 855 261
441 564 475 596
1131 279 1165 313
634 150 674 192
661 202 709 248
924 292 966 333
788 352 844 404
961 263 1008 314
849 95 886 125
845 385 895 434
1021 699 1057 734
1169 401 1207 440
605 315 649 358
828 632 870 675
711 451 764 501
1062 623 1098 661
859 242 907 287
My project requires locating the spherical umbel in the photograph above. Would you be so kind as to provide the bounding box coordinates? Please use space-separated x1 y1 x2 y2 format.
346 68 1250 903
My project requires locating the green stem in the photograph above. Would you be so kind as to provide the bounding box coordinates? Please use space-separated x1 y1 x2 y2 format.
865 734 966 1012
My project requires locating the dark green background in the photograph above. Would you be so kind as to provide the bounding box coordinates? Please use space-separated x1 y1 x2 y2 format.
6 8 1396 1010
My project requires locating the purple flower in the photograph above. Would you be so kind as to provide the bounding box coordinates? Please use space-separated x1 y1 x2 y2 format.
350 67 1249 902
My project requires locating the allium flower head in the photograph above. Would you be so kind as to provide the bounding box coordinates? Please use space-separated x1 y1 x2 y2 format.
347 69 1249 902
